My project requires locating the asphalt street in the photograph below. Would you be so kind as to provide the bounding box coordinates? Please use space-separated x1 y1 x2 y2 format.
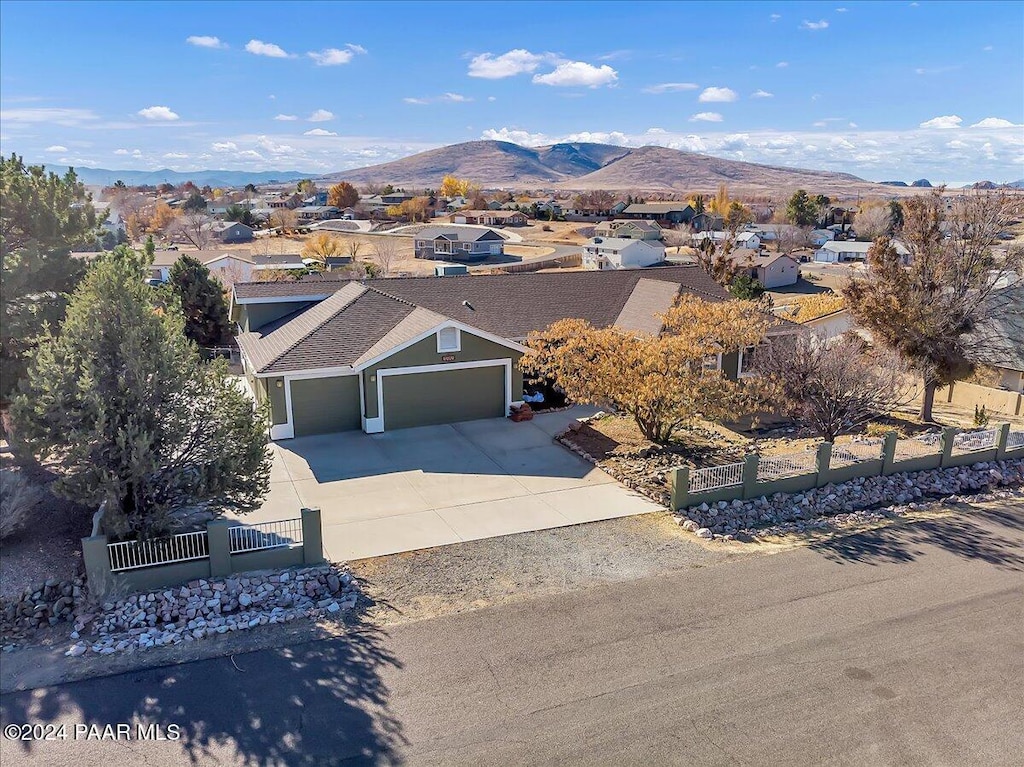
2 502 1022 766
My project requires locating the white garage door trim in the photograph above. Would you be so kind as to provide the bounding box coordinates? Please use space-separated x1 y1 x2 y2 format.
364 358 513 434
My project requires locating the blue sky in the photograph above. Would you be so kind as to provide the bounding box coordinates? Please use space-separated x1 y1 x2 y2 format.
1 0 1022 184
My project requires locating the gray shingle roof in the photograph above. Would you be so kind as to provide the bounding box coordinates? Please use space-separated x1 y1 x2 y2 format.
613 278 683 335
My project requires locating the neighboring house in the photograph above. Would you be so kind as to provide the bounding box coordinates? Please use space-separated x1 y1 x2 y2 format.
296 205 342 222
593 219 663 241
963 285 1024 392
690 212 725 232
582 237 666 270
535 199 562 218
449 210 528 227
735 232 761 250
810 229 835 246
622 202 696 225
208 221 255 243
814 240 909 263
267 193 303 209
303 191 330 206
731 253 800 289
414 227 504 262
251 253 309 273
233 266 751 438
143 250 254 283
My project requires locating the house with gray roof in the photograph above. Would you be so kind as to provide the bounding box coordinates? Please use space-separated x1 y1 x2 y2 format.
622 202 695 225
963 285 1024 392
232 266 773 438
413 227 504 262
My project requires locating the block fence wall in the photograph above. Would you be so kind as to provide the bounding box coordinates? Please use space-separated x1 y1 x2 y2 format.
81 508 325 599
670 424 1024 512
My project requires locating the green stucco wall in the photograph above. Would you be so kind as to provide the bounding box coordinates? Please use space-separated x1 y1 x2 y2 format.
362 332 522 419
291 376 361 436
267 377 287 425
382 366 506 430
241 301 316 332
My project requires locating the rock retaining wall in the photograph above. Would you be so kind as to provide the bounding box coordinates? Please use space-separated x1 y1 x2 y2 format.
675 459 1024 540
66 564 359 656
1 577 85 639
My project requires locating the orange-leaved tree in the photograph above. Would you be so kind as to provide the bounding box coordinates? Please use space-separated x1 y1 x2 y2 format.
524 296 770 443
327 181 359 209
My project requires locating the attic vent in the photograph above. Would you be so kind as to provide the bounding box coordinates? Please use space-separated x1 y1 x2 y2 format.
437 326 461 353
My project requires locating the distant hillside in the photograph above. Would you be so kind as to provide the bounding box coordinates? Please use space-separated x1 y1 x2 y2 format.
44 166 311 188
319 140 895 196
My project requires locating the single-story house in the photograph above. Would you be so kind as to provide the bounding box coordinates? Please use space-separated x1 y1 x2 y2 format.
810 229 835 246
731 253 800 289
622 202 695 225
963 285 1024 392
814 240 910 263
414 227 504 262
232 266 764 438
582 237 666 270
118 249 255 284
449 210 528 227
295 205 341 222
208 221 255 244
735 232 761 250
593 219 663 241
690 213 725 232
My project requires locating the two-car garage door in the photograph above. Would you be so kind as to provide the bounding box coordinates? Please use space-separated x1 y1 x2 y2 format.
381 365 507 431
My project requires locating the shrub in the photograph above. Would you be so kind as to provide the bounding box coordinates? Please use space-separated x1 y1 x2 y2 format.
864 421 905 439
973 404 990 428
0 470 43 540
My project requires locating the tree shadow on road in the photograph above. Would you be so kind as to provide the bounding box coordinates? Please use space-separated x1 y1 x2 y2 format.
809 501 1024 571
0 619 405 765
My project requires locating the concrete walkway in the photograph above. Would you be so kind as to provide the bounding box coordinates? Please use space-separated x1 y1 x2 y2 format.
240 408 662 561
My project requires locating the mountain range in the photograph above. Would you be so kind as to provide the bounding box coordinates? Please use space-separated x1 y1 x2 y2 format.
319 140 892 196
45 166 311 188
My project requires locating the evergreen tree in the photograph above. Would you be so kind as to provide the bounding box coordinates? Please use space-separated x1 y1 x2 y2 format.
182 191 207 213
11 247 270 539
1 154 96 398
166 255 230 346
786 189 817 227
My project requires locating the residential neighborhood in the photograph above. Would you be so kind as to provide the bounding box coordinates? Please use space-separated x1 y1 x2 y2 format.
2 3 1023 766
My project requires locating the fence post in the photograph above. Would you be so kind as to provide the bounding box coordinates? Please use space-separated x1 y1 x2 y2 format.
939 426 958 468
741 454 759 499
881 432 898 476
81 535 114 600
669 466 689 511
815 442 833 487
301 508 325 565
995 422 1011 460
207 520 232 578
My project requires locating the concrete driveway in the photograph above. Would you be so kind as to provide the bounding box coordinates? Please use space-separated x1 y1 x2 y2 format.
241 408 662 561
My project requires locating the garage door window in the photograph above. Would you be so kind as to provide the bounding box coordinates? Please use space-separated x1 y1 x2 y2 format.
437 326 460 353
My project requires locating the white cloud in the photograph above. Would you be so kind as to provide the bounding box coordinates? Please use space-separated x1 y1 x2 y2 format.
751 89 774 98
304 128 338 136
698 86 738 103
801 19 830 30
274 114 298 121
532 62 618 88
113 148 130 155
137 105 180 121
442 93 472 102
920 115 962 129
307 44 367 66
114 148 142 157
254 136 295 154
403 97 429 105
212 141 237 152
776 61 789 68
690 112 724 123
186 35 227 49
835 7 848 12
0 107 99 126
467 49 554 78
163 152 188 159
44 145 67 152
969 117 1020 129
245 39 292 58
405 93 474 105
770 13 781 22
237 150 265 161
982 45 994 51
487 96 497 102
642 82 700 94
307 109 334 122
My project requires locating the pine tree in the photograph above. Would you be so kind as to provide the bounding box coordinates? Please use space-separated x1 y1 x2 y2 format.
11 247 270 539
166 256 230 346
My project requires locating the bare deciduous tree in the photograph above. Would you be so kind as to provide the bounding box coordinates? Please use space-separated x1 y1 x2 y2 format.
343 237 365 260
854 205 893 241
754 333 915 441
369 237 399 276
169 214 214 249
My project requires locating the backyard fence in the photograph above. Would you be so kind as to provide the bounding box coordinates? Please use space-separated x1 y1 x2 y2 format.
83 509 324 598
670 423 1024 511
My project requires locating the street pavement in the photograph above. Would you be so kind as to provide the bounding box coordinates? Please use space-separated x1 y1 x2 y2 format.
2 502 1022 766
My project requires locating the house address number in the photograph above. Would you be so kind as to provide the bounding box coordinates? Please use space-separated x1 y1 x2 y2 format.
441 354 456 362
